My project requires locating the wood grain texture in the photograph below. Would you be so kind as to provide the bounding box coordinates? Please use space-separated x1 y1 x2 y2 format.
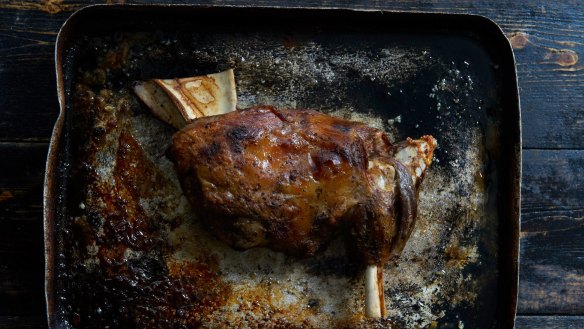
516 316 584 329
0 143 47 315
0 0 583 148
0 8 65 141
0 0 583 327
519 150 584 314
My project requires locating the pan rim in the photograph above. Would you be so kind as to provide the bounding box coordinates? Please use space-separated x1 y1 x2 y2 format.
46 5 521 328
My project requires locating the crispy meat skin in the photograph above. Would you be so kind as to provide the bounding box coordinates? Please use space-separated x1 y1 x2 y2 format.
170 106 435 265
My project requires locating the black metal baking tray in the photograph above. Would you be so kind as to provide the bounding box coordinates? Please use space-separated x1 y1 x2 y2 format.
45 5 521 328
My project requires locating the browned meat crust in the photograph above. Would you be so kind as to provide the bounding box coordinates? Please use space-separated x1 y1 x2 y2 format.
170 106 435 266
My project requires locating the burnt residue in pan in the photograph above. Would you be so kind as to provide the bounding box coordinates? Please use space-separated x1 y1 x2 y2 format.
56 22 503 329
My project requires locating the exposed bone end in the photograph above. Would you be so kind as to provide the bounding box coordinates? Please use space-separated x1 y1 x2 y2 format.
134 81 187 129
134 69 237 129
362 136 436 319
417 135 438 166
394 135 437 183
365 265 385 318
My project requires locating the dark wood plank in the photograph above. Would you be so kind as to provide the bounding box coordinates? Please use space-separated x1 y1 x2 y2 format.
0 219 46 316
0 316 47 329
518 150 584 314
516 316 584 329
0 143 48 315
0 0 583 148
0 143 47 219
0 8 68 142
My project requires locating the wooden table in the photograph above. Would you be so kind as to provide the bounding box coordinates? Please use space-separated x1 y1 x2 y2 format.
0 1 582 328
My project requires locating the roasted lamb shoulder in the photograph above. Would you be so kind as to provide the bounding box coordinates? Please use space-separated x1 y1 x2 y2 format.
135 70 436 318
169 106 436 267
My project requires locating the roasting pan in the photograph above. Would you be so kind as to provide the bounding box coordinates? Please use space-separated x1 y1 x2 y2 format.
45 5 521 329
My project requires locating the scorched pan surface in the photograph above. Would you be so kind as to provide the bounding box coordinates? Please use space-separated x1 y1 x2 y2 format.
45 5 521 329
